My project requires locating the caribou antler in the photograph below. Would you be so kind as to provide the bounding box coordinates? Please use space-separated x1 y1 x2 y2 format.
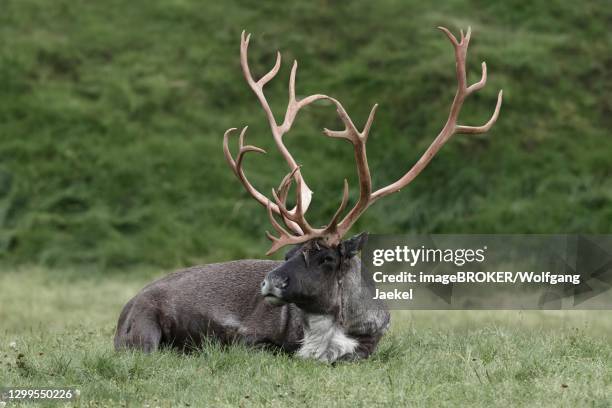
224 31 333 234
324 26 503 239
224 27 503 254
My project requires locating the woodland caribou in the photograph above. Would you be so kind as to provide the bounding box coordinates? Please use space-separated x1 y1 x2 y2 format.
114 27 502 362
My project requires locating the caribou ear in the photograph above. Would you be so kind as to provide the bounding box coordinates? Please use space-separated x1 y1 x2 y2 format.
284 243 304 261
340 232 368 258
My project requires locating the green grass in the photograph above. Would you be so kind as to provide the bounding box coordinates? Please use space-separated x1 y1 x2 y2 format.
1 268 610 407
1 0 612 268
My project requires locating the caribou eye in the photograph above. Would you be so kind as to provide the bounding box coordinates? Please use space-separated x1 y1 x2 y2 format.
321 255 335 265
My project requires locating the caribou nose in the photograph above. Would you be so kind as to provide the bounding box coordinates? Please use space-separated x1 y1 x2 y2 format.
261 279 270 295
261 276 289 296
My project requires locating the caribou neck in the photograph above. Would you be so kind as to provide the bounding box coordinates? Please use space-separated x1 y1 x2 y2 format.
320 256 389 335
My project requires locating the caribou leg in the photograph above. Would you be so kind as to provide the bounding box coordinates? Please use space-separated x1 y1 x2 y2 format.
114 300 162 353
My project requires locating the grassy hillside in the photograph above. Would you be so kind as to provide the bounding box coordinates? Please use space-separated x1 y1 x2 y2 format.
1 0 611 269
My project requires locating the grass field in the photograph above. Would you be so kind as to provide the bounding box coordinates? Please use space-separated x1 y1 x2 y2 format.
1 268 610 407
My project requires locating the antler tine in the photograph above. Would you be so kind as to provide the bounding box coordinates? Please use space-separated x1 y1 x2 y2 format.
467 62 487 94
266 201 291 237
325 179 350 233
223 127 267 199
223 127 239 169
258 52 282 88
281 60 330 133
322 99 359 142
271 187 295 223
323 99 378 143
288 61 298 107
241 31 278 87
437 26 459 47
237 127 266 158
271 167 301 224
362 104 378 143
290 173 314 233
456 90 503 134
276 166 299 205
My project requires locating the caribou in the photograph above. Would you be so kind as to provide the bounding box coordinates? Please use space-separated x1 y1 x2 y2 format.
114 27 502 362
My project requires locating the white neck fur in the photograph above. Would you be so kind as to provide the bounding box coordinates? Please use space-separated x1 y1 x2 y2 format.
297 314 357 363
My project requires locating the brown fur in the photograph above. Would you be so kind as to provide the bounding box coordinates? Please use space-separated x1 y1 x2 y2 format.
114 260 304 352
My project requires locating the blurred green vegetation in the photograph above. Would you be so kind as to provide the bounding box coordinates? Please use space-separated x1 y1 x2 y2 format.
0 0 611 269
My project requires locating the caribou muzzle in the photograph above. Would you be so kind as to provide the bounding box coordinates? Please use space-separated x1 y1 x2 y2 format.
261 270 289 306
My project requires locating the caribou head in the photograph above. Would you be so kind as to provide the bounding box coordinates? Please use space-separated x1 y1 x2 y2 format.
261 233 368 313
